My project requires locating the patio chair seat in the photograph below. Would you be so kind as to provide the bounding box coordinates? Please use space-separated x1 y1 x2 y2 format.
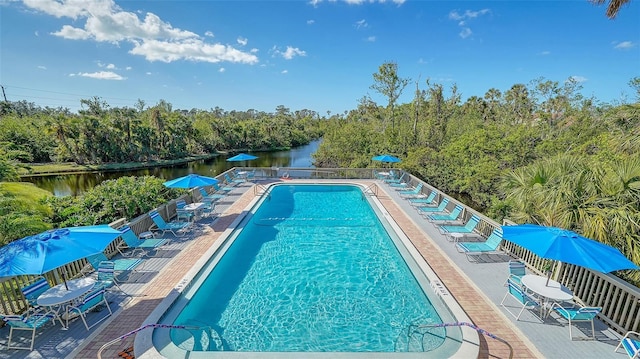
553 303 602 340
408 191 437 207
416 198 449 214
1 309 55 350
425 205 463 222
456 228 504 261
149 210 190 237
117 225 169 257
615 331 640 358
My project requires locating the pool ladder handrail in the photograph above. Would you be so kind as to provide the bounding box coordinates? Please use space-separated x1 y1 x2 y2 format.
253 183 270 197
403 321 513 359
97 323 221 359
363 183 378 197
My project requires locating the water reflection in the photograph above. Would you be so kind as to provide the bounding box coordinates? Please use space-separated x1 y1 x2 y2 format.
24 140 321 197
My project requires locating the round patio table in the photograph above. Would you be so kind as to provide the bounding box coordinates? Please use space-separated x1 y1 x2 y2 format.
37 277 96 328
521 274 573 317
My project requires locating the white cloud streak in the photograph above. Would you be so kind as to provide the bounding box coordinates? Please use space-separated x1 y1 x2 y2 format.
273 46 306 60
613 41 635 50
310 0 405 5
70 71 126 80
22 0 258 65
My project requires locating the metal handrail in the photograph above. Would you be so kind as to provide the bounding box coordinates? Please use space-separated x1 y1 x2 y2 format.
409 321 513 358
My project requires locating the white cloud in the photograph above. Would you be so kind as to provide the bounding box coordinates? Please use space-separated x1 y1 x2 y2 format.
237 37 248 46
106 63 116 69
281 70 288 74
366 36 376 42
449 8 490 39
145 72 152 75
70 71 126 80
355 19 368 29
37 65 47 70
129 39 258 64
539 50 551 55
307 19 315 25
613 41 635 50
35 31 39 36
125 66 132 70
569 76 587 83
204 31 214 37
219 67 225 73
459 28 472 39
273 46 306 60
23 0 258 65
449 9 490 21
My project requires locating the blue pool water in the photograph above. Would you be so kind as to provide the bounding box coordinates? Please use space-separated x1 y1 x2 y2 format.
162 184 458 353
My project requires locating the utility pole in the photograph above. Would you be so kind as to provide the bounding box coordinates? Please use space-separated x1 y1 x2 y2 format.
0 85 7 102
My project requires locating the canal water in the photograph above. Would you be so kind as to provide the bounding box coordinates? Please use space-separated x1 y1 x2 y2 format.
24 140 321 197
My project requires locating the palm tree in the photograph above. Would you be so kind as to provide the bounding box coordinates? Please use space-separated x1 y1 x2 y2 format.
591 0 631 18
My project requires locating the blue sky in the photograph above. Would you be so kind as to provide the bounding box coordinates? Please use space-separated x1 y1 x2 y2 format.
1 0 638 115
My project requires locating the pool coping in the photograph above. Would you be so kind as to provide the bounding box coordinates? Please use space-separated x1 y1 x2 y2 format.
135 182 480 358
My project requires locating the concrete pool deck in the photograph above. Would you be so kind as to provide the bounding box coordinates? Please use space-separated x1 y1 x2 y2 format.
2 179 625 358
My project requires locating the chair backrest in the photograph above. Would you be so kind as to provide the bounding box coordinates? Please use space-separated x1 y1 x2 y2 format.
79 287 106 312
434 198 449 212
212 183 222 192
21 277 50 305
150 210 169 228
423 191 437 203
506 277 536 305
413 183 423 193
448 205 463 218
621 334 640 358
224 173 233 183
86 253 109 270
509 260 526 277
463 215 481 231
198 187 209 197
176 200 187 209
119 225 142 247
484 229 504 250
97 261 115 281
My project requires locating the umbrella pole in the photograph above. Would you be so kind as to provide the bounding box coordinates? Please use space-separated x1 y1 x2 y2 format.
61 268 69 290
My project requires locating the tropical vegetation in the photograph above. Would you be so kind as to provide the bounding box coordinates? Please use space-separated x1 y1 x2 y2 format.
313 62 640 282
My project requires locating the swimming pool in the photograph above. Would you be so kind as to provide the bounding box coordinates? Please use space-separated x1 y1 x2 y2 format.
143 183 477 358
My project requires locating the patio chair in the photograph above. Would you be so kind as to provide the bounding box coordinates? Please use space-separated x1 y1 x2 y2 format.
20 277 50 308
456 228 504 261
1 308 55 350
615 331 640 358
500 275 542 321
416 198 449 215
384 171 404 183
552 303 602 340
117 225 169 258
65 286 112 330
198 187 225 203
225 173 244 185
176 200 195 222
398 183 423 197
424 205 463 222
86 253 143 283
149 210 190 237
94 260 127 294
408 191 438 207
438 214 481 239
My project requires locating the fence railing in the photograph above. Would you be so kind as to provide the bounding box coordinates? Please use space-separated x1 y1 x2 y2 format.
1 168 638 335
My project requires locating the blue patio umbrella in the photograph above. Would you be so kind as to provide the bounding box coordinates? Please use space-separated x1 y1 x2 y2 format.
0 225 123 278
163 173 219 189
372 154 401 163
502 224 639 273
226 153 258 162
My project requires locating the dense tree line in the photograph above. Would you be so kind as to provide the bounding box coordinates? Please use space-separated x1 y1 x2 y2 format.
0 98 324 168
314 62 640 282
